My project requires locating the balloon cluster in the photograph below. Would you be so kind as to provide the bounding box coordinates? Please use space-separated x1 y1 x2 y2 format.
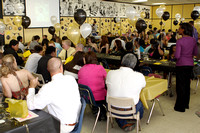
48 9 92 45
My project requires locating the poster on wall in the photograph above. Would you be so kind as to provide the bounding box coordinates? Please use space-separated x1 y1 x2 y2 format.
3 0 25 16
60 0 150 18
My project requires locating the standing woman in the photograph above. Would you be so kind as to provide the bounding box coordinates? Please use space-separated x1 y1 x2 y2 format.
174 23 198 112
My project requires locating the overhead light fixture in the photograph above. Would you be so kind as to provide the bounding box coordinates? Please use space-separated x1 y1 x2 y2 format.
132 0 148 3
152 3 166 5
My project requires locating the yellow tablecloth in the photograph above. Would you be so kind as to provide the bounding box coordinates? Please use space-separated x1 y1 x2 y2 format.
140 76 168 109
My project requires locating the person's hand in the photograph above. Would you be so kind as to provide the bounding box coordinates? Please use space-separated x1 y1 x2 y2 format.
158 44 161 50
29 77 39 88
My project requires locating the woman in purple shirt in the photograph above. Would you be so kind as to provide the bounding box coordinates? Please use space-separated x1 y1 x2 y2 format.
174 23 198 112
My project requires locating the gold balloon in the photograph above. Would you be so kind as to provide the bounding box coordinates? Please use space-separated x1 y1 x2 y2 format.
54 23 61 32
13 16 22 27
140 12 145 19
66 25 80 45
128 17 137 26
159 5 166 10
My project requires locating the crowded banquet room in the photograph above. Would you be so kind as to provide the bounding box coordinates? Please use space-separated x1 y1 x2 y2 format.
0 0 200 132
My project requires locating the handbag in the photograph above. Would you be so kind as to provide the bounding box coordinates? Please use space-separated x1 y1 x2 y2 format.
5 98 29 118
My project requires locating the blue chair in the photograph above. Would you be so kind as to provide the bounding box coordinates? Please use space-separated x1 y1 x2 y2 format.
78 84 104 133
71 97 86 133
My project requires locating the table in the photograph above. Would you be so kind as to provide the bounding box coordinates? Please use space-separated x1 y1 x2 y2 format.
0 110 60 133
140 76 168 109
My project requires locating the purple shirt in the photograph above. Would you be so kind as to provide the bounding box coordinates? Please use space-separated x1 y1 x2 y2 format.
78 64 107 101
175 36 197 66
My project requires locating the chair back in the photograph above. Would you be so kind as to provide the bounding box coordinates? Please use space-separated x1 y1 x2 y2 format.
107 96 136 119
148 73 162 79
32 73 45 88
71 97 86 133
78 84 97 106
140 66 153 76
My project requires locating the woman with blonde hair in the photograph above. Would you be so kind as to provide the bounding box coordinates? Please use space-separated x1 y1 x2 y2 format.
0 54 35 99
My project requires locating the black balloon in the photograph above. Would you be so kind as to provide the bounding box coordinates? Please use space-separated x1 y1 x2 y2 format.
149 24 152 29
22 16 31 29
74 9 87 25
191 10 200 20
173 20 178 26
48 26 55 35
160 21 163 25
136 19 147 33
162 11 170 21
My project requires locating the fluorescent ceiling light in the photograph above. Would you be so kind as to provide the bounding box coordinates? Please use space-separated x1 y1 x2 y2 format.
132 0 148 3
152 3 166 5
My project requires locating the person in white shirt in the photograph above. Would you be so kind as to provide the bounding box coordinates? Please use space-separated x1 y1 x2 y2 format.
17 36 25 53
110 36 126 50
27 57 81 133
106 53 146 131
25 45 43 73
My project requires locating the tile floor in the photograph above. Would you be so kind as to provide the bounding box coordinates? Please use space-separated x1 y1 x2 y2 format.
81 77 200 133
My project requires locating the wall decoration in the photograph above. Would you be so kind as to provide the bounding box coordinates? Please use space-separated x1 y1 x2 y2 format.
60 0 150 18
3 0 25 16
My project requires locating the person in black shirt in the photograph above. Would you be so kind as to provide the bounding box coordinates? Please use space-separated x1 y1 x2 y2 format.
4 39 24 66
36 46 56 83
148 39 164 60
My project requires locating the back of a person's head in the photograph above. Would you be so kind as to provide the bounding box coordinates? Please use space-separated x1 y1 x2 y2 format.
34 35 40 40
189 21 194 25
153 27 157 31
47 57 62 74
50 38 56 42
180 22 193 37
17 36 22 41
9 39 18 47
150 38 157 45
72 51 85 66
121 53 137 70
85 51 98 64
42 39 49 47
125 42 133 51
0 54 17 77
45 46 56 55
34 45 43 53
76 43 84 49
62 36 68 40
115 40 123 50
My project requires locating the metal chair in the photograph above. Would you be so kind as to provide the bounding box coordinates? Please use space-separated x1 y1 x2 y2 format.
78 84 105 133
71 97 86 133
146 74 165 124
106 96 141 133
32 73 45 88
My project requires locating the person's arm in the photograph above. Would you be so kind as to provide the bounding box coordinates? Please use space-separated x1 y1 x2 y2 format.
1 78 12 98
175 40 181 59
193 42 198 57
106 43 109 54
26 78 51 110
158 44 164 56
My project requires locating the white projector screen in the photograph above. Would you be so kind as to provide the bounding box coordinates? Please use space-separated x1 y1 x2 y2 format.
26 0 60 28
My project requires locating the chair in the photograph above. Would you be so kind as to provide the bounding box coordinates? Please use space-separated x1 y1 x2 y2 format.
78 84 105 133
71 97 86 133
106 96 141 133
32 73 45 88
146 74 165 124
140 66 153 76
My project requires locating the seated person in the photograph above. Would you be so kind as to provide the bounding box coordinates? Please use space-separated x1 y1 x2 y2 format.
0 54 35 99
148 39 164 59
25 45 43 73
27 57 81 133
134 38 144 53
167 44 176 62
84 36 98 52
58 40 75 60
4 39 24 65
64 51 85 79
106 54 146 131
37 46 56 83
29 35 40 52
78 51 107 120
110 40 126 56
